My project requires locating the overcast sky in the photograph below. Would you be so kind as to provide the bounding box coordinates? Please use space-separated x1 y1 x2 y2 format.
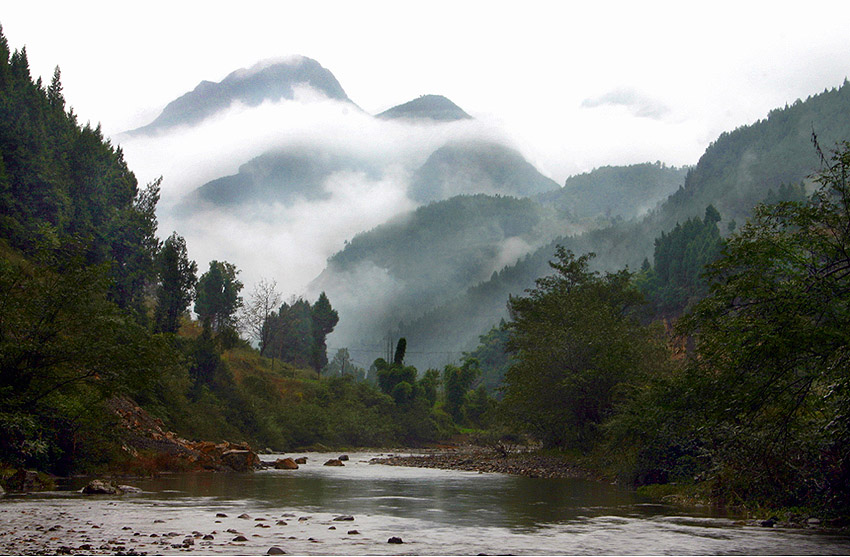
6 0 850 183
5 1 850 301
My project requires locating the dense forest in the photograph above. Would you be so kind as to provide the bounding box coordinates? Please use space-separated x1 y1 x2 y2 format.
1 26 849 519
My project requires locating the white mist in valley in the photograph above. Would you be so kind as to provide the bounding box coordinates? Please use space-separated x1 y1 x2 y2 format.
115 90 523 305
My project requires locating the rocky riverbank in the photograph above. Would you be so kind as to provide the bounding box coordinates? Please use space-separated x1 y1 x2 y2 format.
371 446 599 480
107 396 261 474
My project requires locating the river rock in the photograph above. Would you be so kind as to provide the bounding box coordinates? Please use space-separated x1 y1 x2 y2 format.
294 457 307 464
81 479 124 495
267 547 286 555
333 515 355 521
222 449 261 472
324 459 344 466
338 454 349 461
274 458 299 470
233 535 248 542
388 536 404 544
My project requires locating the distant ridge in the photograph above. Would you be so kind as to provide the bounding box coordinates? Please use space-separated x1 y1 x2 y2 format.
410 140 559 203
125 56 353 135
376 94 472 121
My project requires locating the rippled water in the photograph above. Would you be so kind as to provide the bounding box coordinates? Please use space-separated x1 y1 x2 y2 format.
1 452 849 555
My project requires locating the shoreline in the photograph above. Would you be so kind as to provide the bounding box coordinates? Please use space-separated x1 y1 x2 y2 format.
370 445 602 481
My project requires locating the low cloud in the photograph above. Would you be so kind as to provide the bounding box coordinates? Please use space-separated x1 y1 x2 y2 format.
581 87 670 120
115 93 517 303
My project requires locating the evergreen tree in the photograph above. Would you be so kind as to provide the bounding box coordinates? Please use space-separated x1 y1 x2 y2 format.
154 232 197 334
194 260 243 334
310 291 339 374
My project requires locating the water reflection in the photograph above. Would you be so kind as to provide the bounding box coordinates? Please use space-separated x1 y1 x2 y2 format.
27 452 848 555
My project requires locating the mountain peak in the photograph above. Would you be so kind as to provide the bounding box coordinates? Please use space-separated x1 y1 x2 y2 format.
376 94 472 122
125 56 352 136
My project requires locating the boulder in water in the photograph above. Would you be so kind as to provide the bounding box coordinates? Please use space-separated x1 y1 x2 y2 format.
274 458 299 470
81 480 123 495
324 459 344 467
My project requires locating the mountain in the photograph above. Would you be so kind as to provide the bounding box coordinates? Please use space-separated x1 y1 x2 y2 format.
390 80 850 370
310 194 573 353
409 140 561 204
126 57 353 135
538 162 689 222
183 146 380 208
376 94 472 121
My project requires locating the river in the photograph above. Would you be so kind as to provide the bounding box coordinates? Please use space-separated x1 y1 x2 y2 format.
1 452 849 555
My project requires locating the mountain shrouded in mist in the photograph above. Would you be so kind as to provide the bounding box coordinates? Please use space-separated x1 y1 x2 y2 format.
308 194 575 354
388 80 850 370
184 146 381 208
537 162 689 222
409 140 561 204
376 94 472 121
125 56 353 136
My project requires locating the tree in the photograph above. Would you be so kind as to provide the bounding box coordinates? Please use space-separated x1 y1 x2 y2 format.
194 260 243 334
501 247 668 448
677 140 850 510
443 359 479 424
0 249 178 471
240 278 282 355
310 291 339 375
154 232 197 334
375 340 419 405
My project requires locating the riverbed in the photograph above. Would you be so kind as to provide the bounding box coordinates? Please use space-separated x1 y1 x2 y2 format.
2 452 849 555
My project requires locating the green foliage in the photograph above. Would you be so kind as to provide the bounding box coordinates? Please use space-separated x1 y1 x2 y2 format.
673 141 850 513
442 359 480 423
310 291 339 372
154 232 197 333
194 260 243 334
501 247 670 449
0 246 180 473
539 161 689 222
463 320 512 393
0 33 159 317
635 205 725 316
262 293 338 372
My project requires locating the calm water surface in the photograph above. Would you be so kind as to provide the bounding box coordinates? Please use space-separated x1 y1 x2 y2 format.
1 452 849 555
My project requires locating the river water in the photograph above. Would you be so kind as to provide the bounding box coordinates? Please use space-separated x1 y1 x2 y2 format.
1 452 849 555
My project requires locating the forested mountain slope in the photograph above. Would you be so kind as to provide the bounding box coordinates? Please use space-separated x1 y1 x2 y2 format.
537 162 689 222
394 80 850 368
311 194 574 353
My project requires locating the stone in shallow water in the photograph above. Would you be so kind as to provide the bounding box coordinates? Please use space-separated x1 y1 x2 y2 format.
232 535 248 542
388 536 404 544
267 547 286 555
333 515 355 521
